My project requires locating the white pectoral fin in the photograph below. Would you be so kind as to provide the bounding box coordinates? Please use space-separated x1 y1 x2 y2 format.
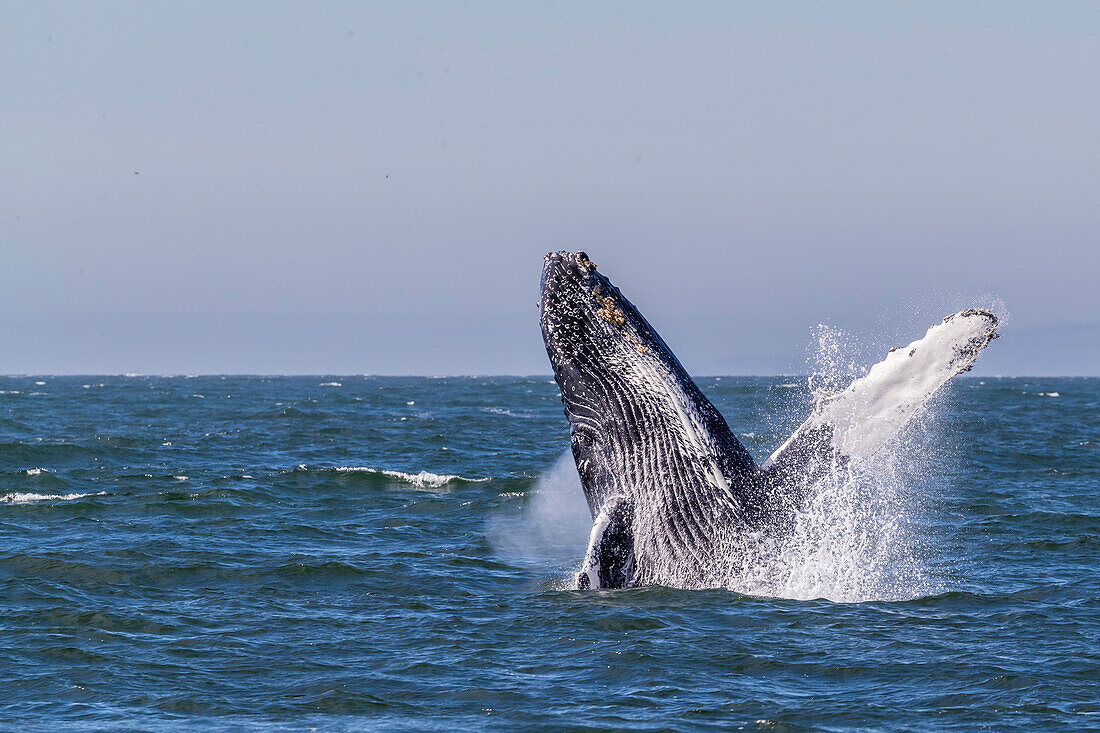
763 309 998 491
575 495 636 589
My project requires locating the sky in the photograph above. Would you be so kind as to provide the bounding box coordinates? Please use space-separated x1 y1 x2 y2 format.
2 2 1098 375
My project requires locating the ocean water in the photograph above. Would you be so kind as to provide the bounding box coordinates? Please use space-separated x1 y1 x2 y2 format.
1 375 1096 731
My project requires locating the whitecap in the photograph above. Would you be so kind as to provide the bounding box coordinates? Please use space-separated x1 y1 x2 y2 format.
481 407 532 418
320 382 342 387
332 466 489 489
1 491 106 504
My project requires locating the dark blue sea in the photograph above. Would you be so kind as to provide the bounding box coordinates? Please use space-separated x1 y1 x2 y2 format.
1 375 1096 731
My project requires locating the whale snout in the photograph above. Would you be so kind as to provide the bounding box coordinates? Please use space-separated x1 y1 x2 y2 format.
540 251 599 330
540 250 628 384
540 251 652 362
544 250 592 265
541 251 596 297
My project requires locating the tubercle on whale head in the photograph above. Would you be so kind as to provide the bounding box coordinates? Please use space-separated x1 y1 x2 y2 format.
540 252 649 364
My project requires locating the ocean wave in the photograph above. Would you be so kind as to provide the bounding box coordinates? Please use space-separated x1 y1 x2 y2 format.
1 491 106 505
291 465 489 489
481 407 533 419
343 467 489 488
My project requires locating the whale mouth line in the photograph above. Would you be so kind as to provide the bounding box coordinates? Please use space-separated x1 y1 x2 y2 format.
538 250 1000 591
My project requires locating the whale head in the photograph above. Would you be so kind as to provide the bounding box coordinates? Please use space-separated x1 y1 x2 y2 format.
539 251 660 398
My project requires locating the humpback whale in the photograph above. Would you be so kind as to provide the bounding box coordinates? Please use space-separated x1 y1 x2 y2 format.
539 251 998 590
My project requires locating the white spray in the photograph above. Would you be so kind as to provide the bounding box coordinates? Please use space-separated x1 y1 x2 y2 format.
709 323 948 602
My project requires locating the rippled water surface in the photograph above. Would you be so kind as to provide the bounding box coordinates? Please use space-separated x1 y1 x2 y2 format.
1 375 1097 730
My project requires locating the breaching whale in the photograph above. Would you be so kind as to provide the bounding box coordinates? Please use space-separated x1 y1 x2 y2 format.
539 251 998 590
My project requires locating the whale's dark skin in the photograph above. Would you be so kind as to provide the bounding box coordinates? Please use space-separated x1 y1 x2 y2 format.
539 251 998 590
540 251 781 588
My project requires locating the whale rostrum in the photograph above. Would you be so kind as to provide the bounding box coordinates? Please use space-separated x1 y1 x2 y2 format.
539 251 998 589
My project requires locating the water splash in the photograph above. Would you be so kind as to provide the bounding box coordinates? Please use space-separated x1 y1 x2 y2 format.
807 324 864 403
721 420 941 602
723 324 947 601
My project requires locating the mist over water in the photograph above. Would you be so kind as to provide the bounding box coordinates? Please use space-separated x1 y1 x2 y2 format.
487 451 591 580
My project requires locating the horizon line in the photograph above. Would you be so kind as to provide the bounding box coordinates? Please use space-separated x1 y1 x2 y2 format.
1 373 1094 379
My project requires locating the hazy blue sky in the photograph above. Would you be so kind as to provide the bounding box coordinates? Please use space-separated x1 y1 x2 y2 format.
3 2 1097 374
